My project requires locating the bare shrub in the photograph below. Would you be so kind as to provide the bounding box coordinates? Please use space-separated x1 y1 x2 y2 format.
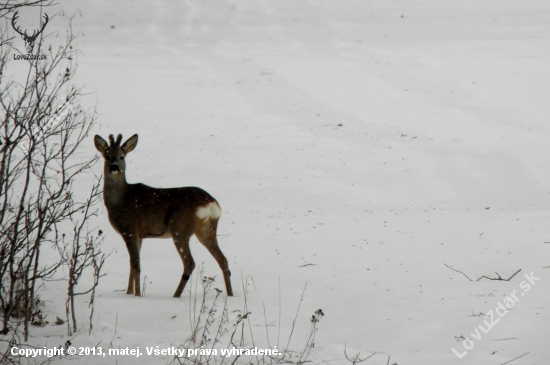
0 5 104 354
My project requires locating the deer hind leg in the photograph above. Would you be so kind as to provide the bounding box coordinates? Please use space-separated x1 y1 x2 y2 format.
124 234 142 296
195 218 233 297
172 231 195 298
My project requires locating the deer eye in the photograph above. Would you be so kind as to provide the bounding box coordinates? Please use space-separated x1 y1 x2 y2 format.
105 155 111 160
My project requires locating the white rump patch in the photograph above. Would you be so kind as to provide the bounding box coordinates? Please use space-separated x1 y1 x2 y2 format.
196 201 222 220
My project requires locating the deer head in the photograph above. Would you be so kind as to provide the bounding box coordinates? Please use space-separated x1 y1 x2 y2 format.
11 11 49 54
94 134 138 179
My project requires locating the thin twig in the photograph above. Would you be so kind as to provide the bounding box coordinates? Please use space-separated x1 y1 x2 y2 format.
282 283 307 361
444 264 472 281
263 302 271 363
501 352 529 365
277 276 281 350
343 343 375 364
108 313 118 349
477 269 522 282
445 264 522 282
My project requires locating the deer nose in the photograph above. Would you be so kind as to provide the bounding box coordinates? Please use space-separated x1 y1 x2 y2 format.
109 164 120 174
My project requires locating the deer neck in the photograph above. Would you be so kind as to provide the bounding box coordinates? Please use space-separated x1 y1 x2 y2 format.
103 172 129 206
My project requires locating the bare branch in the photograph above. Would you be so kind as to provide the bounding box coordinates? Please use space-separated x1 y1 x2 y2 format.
0 1 56 20
444 263 473 281
477 269 522 282
344 344 376 364
445 264 521 282
501 352 529 365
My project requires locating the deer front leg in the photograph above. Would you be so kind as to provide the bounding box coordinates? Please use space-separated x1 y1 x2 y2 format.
126 268 135 295
123 234 142 296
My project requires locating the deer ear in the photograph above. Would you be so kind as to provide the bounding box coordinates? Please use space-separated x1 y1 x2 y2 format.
121 134 138 154
94 135 109 154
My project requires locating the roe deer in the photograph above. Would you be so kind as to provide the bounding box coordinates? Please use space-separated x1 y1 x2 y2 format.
94 134 233 297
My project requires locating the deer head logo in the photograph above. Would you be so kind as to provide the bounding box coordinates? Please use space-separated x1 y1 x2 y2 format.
11 11 49 54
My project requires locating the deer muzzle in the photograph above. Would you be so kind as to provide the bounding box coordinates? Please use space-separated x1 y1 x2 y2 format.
109 164 121 174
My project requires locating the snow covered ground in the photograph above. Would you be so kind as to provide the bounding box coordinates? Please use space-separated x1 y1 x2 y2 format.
8 0 550 364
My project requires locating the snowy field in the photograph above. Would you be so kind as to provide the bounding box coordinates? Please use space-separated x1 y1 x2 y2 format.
6 0 550 364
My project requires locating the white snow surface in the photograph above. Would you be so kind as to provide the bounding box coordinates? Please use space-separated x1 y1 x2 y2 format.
10 1 550 364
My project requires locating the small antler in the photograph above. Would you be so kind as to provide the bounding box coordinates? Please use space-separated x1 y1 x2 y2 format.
108 134 123 146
